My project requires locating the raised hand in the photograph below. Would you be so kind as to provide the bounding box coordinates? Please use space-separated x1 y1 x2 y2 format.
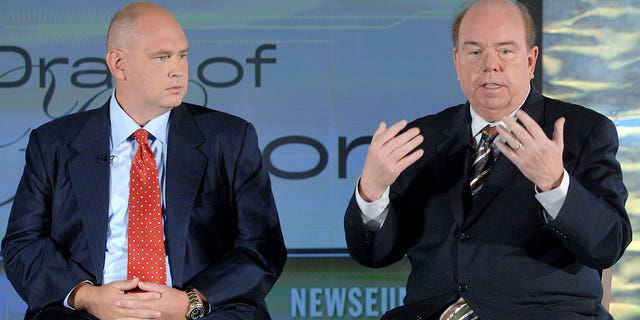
495 110 565 191
359 120 424 202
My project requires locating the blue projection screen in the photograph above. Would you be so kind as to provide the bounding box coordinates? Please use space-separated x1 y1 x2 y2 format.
0 1 467 251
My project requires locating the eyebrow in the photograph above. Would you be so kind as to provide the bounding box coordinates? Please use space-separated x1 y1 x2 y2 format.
150 48 190 56
461 40 518 47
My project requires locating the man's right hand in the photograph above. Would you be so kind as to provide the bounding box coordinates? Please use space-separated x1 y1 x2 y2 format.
359 120 424 202
71 278 162 320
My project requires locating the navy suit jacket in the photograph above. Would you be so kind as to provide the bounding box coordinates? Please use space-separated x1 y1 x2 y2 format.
2 101 287 319
345 87 631 319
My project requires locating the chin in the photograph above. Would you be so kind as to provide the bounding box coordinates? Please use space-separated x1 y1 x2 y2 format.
163 98 185 108
477 97 511 110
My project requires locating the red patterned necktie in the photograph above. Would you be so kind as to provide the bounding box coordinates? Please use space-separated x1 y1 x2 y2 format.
127 129 166 284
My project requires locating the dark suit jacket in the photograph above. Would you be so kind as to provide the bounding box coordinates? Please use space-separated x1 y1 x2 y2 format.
345 87 631 320
1 101 287 319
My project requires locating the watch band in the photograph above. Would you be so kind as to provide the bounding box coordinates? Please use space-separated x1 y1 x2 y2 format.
185 288 205 319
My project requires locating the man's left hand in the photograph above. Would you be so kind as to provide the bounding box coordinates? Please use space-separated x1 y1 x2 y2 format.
116 282 189 320
495 110 565 191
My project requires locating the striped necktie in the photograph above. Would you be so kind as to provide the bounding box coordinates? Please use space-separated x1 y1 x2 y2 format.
469 125 498 196
439 297 478 320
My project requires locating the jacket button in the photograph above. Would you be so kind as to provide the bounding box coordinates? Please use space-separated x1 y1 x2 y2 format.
552 228 568 239
459 232 471 242
458 283 469 292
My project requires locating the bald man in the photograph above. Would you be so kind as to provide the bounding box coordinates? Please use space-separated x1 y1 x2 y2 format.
2 2 286 320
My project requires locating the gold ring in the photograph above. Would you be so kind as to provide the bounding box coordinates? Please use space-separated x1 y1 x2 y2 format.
515 142 522 151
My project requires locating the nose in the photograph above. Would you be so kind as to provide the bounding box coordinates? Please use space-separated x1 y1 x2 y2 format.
482 51 501 72
168 58 187 78
169 67 184 78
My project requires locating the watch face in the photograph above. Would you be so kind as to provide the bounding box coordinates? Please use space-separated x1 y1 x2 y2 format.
189 307 205 319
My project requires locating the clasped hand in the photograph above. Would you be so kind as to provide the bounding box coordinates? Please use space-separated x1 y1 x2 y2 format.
73 278 189 320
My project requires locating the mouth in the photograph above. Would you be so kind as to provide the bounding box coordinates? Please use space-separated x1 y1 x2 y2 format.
481 83 502 89
167 85 184 92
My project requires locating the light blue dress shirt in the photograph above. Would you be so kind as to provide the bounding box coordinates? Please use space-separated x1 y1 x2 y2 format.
104 93 173 286
64 93 174 309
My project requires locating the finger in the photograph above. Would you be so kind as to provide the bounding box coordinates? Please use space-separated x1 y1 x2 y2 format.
372 121 387 138
116 292 164 316
383 127 422 157
381 127 422 160
495 125 521 151
123 291 162 301
494 140 518 164
501 116 533 147
375 120 408 145
112 279 141 291
116 299 163 319
137 281 165 293
396 148 424 173
553 117 565 150
389 132 424 161
514 110 546 140
114 308 162 320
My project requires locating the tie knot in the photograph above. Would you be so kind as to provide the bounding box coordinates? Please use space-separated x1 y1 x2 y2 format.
481 125 498 142
133 129 149 145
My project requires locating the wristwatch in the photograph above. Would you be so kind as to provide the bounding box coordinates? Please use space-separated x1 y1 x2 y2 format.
185 288 206 319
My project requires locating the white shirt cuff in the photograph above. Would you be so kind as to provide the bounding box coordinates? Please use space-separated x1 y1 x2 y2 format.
354 177 390 227
535 169 570 221
63 280 94 310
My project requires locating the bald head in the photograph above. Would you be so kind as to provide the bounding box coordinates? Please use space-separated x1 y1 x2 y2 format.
106 2 181 51
452 0 536 50
104 2 189 125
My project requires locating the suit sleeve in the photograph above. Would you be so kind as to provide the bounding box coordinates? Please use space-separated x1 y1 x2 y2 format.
183 122 287 318
1 130 95 311
345 194 406 268
547 116 632 269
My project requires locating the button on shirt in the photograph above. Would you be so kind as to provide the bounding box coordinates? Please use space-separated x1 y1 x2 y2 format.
104 93 173 286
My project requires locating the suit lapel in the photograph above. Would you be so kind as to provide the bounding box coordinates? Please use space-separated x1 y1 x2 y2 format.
164 104 207 285
465 87 546 225
68 103 111 283
437 105 473 228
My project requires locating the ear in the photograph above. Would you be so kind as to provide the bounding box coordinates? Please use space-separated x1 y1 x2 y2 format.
527 45 539 79
106 49 126 81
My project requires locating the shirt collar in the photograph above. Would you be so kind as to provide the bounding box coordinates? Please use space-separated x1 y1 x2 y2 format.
109 90 171 146
469 86 530 139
